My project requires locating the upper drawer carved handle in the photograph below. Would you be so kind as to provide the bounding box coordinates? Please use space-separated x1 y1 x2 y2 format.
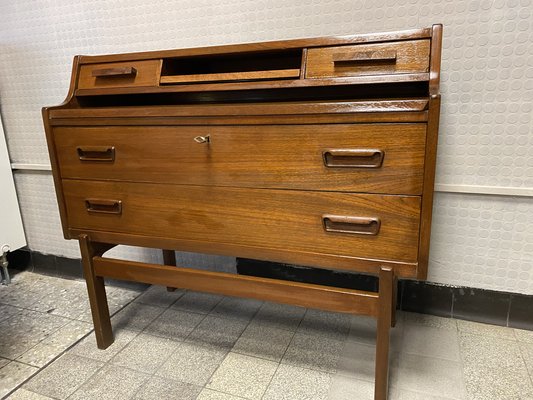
333 50 397 65
193 135 210 144
85 199 122 215
323 149 384 168
322 215 381 236
77 146 115 162
92 67 137 78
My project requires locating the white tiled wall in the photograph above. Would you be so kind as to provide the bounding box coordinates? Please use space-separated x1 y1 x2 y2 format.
0 0 531 293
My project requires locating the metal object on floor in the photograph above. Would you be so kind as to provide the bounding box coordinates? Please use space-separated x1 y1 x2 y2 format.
1 249 10 285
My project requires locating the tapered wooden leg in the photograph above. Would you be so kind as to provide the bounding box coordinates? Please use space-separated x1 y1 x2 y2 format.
391 275 398 328
375 267 394 400
79 234 114 349
162 249 178 292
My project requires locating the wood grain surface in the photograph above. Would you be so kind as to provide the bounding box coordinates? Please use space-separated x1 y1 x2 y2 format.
63 180 421 263
54 124 426 194
306 39 430 78
78 60 162 90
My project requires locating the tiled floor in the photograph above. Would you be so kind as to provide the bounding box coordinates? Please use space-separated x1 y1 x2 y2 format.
1 271 533 400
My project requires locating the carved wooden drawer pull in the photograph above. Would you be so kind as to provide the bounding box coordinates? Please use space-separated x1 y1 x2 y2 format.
322 215 381 235
323 149 384 168
85 199 122 215
77 146 115 162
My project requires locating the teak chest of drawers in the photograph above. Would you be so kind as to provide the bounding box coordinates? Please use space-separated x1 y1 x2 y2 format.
43 25 442 400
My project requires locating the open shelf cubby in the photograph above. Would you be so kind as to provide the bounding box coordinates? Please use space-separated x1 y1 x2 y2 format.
160 49 303 84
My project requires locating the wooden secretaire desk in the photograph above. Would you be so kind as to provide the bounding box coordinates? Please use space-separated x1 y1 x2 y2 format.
43 25 442 400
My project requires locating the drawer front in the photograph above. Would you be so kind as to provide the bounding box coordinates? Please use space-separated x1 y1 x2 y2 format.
78 60 162 90
63 180 421 263
55 124 426 195
306 40 430 78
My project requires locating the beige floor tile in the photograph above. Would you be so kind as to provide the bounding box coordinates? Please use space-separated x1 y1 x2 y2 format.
515 328 533 344
346 316 377 346
0 361 39 398
335 341 376 382
111 333 179 373
401 324 461 361
209 297 263 321
42 319 92 347
297 309 353 341
16 342 66 368
0 310 69 359
133 376 201 399
519 342 533 378
207 352 278 399
390 387 458 400
29 285 89 319
111 303 165 332
456 319 516 340
282 332 345 373
156 341 228 386
0 287 45 309
0 357 9 368
403 312 457 330
232 320 293 362
134 285 184 308
460 332 533 399
252 302 306 331
144 308 204 340
196 389 245 399
70 329 138 362
0 303 22 322
17 319 93 367
6 388 54 399
172 291 223 314
327 374 374 400
24 353 103 399
396 353 465 399
68 364 149 400
263 364 332 400
187 315 248 349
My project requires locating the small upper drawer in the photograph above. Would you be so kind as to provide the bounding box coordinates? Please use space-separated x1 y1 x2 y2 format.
78 60 162 90
305 40 430 79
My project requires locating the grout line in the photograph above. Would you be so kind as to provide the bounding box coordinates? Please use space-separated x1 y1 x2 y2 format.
198 298 263 391
506 295 512 328
260 306 308 400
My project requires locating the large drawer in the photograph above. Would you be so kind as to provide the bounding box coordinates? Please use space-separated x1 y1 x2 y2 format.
306 40 430 79
55 124 426 195
63 180 421 263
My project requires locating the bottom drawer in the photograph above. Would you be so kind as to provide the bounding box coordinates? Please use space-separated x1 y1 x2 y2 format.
63 180 421 263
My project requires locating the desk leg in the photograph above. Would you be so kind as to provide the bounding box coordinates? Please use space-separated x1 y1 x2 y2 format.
162 250 178 292
391 274 398 328
79 235 114 349
375 267 393 400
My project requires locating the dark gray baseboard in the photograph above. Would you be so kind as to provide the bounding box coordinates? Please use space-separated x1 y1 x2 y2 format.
5 249 147 291
5 249 532 331
235 258 533 331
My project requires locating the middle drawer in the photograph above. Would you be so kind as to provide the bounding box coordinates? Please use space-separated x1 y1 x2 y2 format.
55 124 426 194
